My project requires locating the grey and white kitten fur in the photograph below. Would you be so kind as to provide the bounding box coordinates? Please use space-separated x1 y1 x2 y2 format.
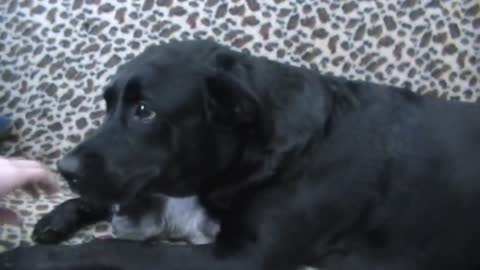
111 195 219 244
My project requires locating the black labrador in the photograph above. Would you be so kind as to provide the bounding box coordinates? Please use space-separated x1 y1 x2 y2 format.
2 39 480 270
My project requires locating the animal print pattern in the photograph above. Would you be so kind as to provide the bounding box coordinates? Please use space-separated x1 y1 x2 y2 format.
0 0 479 255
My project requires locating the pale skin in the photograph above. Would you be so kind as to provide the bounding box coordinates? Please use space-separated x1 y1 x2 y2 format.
0 157 59 225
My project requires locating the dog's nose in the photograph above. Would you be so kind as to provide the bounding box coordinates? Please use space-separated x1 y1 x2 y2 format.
57 156 80 181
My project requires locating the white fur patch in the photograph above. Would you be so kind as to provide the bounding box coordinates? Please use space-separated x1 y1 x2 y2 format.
112 196 219 244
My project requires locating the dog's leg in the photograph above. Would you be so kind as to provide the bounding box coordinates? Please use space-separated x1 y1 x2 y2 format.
32 198 111 244
0 240 260 270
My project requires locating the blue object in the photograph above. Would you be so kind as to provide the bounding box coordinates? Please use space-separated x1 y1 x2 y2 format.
0 115 12 139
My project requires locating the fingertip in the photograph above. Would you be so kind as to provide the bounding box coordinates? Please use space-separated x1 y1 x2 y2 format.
23 184 41 199
37 175 61 194
0 208 21 226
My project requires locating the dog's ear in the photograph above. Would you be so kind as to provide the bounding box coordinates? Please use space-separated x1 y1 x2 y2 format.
203 51 260 129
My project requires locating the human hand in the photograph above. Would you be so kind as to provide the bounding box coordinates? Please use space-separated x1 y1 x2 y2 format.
0 157 59 225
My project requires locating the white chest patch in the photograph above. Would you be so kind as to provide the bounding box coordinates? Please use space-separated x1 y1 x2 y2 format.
111 196 219 245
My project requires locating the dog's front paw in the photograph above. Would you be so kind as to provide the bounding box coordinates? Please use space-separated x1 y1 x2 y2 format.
32 208 78 244
32 198 100 244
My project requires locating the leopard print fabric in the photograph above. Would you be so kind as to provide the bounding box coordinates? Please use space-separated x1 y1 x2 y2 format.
0 0 479 253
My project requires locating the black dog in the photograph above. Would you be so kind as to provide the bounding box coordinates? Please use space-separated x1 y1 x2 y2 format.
2 39 480 270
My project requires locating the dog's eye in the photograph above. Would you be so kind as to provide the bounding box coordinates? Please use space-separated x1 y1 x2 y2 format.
134 103 156 122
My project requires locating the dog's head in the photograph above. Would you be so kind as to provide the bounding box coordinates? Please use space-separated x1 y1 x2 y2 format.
57 40 264 203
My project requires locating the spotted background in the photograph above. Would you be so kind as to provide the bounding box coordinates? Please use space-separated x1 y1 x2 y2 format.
0 0 479 255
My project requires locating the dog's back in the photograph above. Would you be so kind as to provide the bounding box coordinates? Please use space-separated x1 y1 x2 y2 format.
299 80 480 269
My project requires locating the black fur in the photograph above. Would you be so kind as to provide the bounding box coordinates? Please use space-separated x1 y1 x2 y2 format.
2 40 480 270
